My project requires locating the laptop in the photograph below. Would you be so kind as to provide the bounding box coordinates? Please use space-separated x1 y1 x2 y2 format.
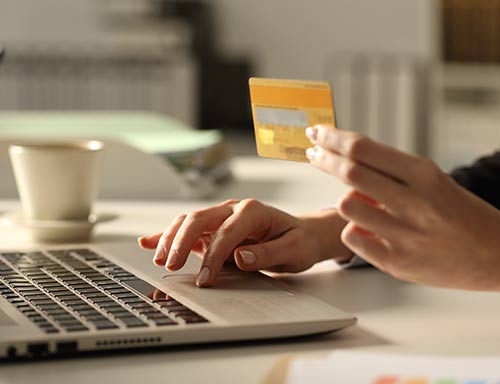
0 240 356 359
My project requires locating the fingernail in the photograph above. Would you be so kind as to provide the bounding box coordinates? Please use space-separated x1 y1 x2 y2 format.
197 267 210 286
305 126 318 141
306 147 317 160
239 250 256 265
153 244 166 265
166 249 178 269
138 235 150 244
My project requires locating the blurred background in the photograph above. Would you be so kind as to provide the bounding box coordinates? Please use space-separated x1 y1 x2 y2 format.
0 0 499 173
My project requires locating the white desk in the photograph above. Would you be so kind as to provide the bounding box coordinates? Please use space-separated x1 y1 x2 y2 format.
1 156 500 383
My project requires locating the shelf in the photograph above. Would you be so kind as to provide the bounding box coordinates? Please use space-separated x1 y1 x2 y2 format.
437 64 500 90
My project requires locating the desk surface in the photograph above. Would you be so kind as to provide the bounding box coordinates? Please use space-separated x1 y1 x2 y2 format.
1 156 500 383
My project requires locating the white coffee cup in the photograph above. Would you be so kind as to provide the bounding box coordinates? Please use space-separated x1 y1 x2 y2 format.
9 140 104 222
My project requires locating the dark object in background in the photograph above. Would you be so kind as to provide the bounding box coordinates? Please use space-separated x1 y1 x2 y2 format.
0 47 4 62
451 151 500 210
441 0 500 63
199 59 253 130
156 0 217 60
155 0 253 130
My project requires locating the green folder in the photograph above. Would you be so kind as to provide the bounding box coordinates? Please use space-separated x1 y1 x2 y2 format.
0 111 223 155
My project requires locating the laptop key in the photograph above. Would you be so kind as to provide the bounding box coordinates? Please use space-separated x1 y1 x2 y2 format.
86 276 111 282
3 293 20 299
9 282 35 288
32 299 58 306
143 311 167 319
78 310 103 318
25 312 42 318
95 301 122 309
37 282 62 288
107 287 131 294
84 315 110 323
92 320 119 330
78 289 102 296
104 307 131 317
113 292 138 299
8 298 25 304
46 309 71 316
32 316 50 324
64 325 89 332
154 296 179 304
24 293 49 300
66 296 90 305
180 315 209 324
15 288 42 295
37 303 63 310
89 297 114 304
121 278 166 301
137 307 160 315
72 249 101 261
66 304 93 312
121 298 145 306
59 318 84 326
38 321 56 328
130 302 153 309
120 317 148 328
46 286 72 293
152 317 177 326
52 312 77 319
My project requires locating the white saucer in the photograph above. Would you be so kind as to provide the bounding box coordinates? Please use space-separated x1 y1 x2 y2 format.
0 212 118 243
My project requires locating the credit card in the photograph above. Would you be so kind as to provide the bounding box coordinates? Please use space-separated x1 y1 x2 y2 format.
249 77 336 162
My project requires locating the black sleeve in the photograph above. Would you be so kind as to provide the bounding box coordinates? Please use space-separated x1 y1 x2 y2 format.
450 151 500 209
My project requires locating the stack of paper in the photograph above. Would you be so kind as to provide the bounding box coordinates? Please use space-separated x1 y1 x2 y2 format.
286 351 500 384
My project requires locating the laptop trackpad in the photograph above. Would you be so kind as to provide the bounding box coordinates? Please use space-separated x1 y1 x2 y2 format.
162 270 290 293
160 271 312 324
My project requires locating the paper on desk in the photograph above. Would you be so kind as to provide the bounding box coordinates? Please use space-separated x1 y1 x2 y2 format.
287 351 500 384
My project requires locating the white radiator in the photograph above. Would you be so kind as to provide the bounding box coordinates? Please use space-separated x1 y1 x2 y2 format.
324 55 429 155
0 48 197 126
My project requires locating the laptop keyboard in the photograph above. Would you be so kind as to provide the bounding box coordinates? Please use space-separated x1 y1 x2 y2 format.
0 248 208 334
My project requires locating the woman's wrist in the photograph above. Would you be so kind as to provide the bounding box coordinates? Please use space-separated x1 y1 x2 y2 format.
299 209 354 264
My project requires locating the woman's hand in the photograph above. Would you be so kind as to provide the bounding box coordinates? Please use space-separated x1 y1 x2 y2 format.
306 125 500 291
138 199 352 287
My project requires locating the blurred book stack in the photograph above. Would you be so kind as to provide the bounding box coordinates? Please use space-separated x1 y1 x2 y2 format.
0 112 232 196
121 128 232 186
442 0 500 63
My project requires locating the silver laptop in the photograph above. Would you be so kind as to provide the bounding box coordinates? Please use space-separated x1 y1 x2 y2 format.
0 241 356 359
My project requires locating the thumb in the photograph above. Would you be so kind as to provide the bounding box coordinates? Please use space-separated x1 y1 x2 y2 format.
234 230 304 272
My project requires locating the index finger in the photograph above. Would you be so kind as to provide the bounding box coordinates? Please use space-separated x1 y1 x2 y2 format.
196 199 294 287
165 201 238 271
308 125 422 184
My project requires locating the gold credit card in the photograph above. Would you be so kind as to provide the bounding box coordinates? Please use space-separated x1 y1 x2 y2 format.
249 77 336 162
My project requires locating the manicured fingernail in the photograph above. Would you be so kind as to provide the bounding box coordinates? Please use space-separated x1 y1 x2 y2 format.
153 244 166 265
166 249 178 269
305 126 318 141
197 267 210 286
239 250 256 265
306 147 317 160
